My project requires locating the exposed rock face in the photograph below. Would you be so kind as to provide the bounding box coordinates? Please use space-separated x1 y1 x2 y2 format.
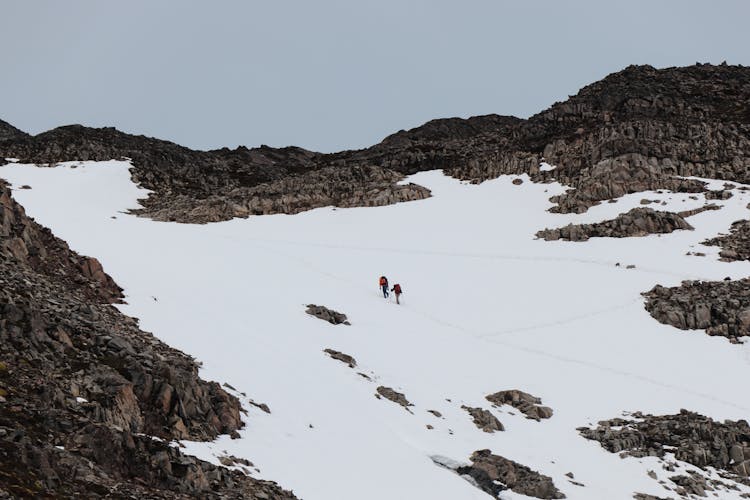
461 406 504 433
132 165 430 223
2 64 749 222
536 207 693 241
323 348 356 368
579 410 750 479
375 386 412 410
643 279 750 340
454 449 565 499
0 182 295 498
306 304 350 325
485 390 553 421
704 219 750 261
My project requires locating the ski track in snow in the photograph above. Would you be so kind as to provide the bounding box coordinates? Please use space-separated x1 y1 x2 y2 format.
3 160 750 500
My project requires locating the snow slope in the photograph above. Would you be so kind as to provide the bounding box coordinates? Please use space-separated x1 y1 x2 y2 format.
3 160 750 500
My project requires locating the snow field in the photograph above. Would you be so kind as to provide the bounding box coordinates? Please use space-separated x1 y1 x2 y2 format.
3 160 750 499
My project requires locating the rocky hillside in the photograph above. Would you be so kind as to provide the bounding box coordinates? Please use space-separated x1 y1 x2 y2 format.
0 180 295 497
1 63 748 223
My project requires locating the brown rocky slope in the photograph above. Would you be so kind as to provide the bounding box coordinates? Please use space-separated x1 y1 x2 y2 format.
0 181 295 497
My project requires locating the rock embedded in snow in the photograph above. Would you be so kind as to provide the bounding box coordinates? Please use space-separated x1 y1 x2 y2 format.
461 405 504 433
705 189 734 200
536 207 693 242
676 203 720 218
579 410 750 479
643 279 750 340
454 449 566 499
305 304 350 325
633 494 671 500
703 219 750 262
375 386 412 410
323 348 357 368
485 389 553 421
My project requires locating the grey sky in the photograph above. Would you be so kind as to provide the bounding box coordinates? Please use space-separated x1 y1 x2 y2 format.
2 1 749 153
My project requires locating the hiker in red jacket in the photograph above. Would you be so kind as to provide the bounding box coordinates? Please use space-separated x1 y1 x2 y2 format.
379 276 389 298
391 283 403 304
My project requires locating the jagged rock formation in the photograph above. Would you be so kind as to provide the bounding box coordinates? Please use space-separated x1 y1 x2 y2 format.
375 386 412 410
323 348 356 368
305 304 350 325
485 390 553 421
452 449 565 499
536 207 693 241
704 219 750 261
2 64 750 222
460 406 504 433
0 181 295 497
643 279 750 340
579 410 750 480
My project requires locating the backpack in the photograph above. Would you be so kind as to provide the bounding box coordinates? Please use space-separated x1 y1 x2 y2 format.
393 284 402 294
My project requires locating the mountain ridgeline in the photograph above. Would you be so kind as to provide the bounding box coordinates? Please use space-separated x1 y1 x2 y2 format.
1 63 749 223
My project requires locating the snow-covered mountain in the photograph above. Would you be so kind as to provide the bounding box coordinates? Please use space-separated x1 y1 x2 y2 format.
1 63 750 499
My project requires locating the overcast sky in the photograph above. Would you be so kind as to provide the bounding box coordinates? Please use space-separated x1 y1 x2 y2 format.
2 1 749 152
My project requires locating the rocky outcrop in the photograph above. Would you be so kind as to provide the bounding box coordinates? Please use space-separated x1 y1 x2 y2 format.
323 348 356 368
676 203 720 218
704 219 750 261
131 165 430 223
375 386 412 410
536 207 693 241
3 64 749 222
0 182 295 498
461 406 504 433
579 410 750 480
485 390 553 421
643 279 750 340
453 449 565 499
306 304 350 325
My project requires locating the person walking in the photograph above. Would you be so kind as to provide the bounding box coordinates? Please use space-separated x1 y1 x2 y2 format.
379 276 389 298
391 283 403 304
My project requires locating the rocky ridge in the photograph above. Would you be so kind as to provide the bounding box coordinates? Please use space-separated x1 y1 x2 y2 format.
2 64 749 223
536 207 694 241
0 181 295 498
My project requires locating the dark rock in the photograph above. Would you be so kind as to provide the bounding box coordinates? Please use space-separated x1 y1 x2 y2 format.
323 348 357 368
375 386 412 410
485 390 553 421
705 189 734 200
461 406 504 433
704 219 750 261
536 208 693 241
455 449 565 499
306 304 350 325
579 410 750 480
676 203 720 218
643 279 750 340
